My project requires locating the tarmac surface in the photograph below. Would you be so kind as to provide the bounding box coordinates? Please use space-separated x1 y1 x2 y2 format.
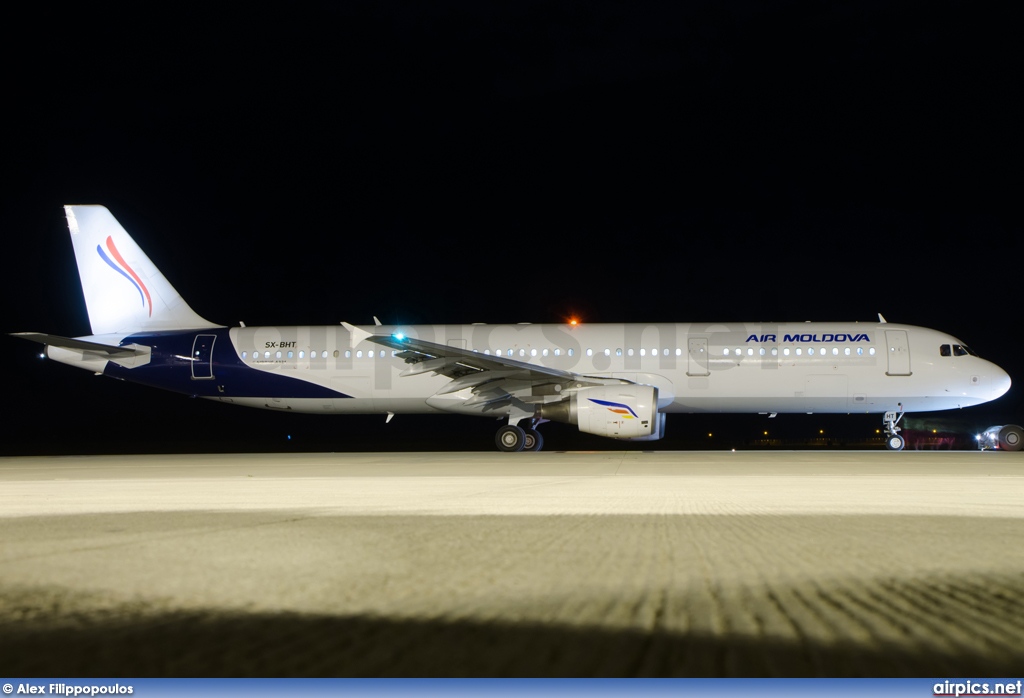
1 450 1023 677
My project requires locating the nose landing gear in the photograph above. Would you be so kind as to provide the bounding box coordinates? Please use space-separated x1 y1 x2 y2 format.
883 407 905 451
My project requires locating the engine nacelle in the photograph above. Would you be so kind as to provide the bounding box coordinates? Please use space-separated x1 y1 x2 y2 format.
539 384 661 440
977 424 1024 451
625 411 667 441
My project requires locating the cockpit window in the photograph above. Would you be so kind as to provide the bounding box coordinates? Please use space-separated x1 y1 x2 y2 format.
940 344 951 357
952 344 977 357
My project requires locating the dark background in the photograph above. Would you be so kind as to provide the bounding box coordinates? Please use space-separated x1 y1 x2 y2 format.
3 2 1020 454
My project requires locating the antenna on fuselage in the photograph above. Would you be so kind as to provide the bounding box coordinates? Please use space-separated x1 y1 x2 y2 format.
878 313 888 323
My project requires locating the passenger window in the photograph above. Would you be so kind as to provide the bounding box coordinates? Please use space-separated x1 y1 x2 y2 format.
242 351 248 359
808 348 815 356
288 351 294 359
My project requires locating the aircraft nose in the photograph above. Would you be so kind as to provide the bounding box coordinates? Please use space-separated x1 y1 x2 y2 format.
990 363 1012 400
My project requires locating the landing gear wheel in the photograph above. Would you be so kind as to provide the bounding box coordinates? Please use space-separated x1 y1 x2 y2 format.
999 425 1023 451
881 408 905 452
523 428 544 452
496 424 526 452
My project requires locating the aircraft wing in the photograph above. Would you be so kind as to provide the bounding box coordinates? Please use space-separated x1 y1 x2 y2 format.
343 323 628 414
359 329 570 382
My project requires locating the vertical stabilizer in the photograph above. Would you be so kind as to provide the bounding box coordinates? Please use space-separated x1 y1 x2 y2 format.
64 205 220 335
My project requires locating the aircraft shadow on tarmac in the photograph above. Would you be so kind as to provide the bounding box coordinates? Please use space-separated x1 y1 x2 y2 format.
1 593 1019 677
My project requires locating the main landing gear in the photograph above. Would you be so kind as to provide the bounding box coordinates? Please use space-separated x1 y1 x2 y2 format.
883 407 905 451
495 422 544 452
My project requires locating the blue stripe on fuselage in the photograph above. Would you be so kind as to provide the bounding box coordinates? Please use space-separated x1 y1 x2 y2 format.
103 328 350 399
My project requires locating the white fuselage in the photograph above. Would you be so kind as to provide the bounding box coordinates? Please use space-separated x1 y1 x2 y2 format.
214 321 1010 416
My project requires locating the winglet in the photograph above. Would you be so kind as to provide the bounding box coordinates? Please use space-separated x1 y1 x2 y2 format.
341 322 373 346
878 313 888 324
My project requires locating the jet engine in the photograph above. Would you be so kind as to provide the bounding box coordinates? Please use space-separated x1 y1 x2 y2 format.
976 424 1024 451
539 384 663 440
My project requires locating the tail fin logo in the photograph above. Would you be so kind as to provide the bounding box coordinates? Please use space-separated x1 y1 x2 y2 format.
588 398 638 419
96 236 153 317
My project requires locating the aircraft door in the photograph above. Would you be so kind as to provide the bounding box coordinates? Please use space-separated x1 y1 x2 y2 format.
885 330 911 376
191 334 217 380
687 337 709 376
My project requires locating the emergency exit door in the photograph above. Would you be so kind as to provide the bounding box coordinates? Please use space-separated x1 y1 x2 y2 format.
687 337 709 376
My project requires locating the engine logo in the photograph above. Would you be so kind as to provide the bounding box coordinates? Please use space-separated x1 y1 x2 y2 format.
588 398 638 419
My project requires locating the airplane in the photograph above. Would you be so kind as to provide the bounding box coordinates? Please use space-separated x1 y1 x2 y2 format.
12 205 1022 453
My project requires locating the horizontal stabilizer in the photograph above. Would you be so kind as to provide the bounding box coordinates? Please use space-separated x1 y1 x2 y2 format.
10 332 143 357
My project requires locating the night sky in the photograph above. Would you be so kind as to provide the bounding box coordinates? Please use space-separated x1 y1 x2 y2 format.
4 2 1020 454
